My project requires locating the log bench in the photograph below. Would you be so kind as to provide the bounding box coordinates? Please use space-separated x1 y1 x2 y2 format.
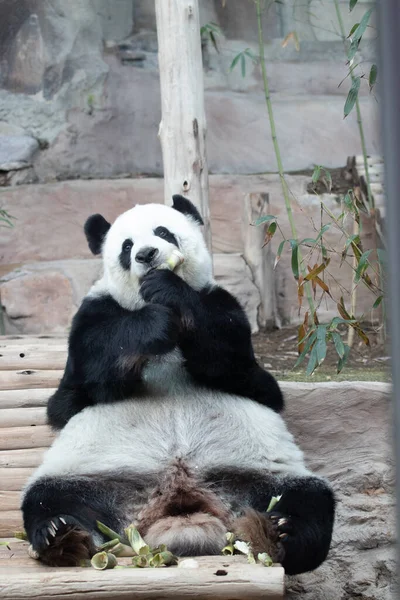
0 335 284 599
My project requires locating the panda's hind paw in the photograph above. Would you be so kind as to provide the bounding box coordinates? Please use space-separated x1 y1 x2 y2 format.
28 515 95 566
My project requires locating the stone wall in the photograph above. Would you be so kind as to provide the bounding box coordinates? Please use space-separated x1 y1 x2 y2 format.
0 0 381 334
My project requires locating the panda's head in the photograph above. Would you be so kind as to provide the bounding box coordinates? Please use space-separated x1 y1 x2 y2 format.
84 195 213 308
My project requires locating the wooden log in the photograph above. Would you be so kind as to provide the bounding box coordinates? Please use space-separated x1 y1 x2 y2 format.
0 370 62 391
0 426 54 451
0 388 55 410
0 511 23 537
0 408 46 428
155 0 212 254
0 335 67 345
242 193 280 329
0 349 67 371
0 553 284 600
0 491 21 511
0 468 34 491
0 448 46 468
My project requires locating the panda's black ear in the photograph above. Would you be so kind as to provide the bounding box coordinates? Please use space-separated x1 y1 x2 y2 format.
84 214 111 255
172 195 204 226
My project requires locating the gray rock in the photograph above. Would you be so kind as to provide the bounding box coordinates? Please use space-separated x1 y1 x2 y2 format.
282 382 395 600
0 134 39 171
0 255 260 335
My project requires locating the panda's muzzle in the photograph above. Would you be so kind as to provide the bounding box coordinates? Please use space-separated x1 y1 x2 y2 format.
135 247 159 264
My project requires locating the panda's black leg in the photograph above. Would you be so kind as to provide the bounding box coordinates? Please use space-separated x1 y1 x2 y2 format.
259 475 335 575
22 476 129 566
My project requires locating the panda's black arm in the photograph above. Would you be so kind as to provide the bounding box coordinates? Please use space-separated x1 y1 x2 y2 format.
140 271 284 412
47 295 179 429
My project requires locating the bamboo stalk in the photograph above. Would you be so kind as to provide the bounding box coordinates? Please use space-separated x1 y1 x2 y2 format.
333 1 374 210
254 0 315 318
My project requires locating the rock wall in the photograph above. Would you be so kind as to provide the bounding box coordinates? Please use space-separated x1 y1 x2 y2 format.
0 175 379 334
0 0 382 333
0 0 379 183
283 382 395 600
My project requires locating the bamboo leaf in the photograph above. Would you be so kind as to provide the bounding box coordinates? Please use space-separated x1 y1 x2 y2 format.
295 330 317 368
263 221 277 246
351 8 373 44
348 22 359 37
241 53 246 78
329 316 357 329
230 52 242 72
337 297 352 320
274 239 287 269
312 165 321 184
343 190 355 212
349 0 358 11
344 76 360 118
316 223 331 240
369 64 377 89
301 237 317 245
281 31 300 51
347 38 360 61
337 344 351 373
354 249 372 283
315 276 331 295
322 168 332 192
332 331 345 359
306 345 318 376
297 276 304 314
289 239 299 280
298 312 309 354
304 260 330 281
373 295 383 309
254 214 276 226
244 48 258 63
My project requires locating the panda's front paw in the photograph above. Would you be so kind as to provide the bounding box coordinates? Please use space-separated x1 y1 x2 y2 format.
268 511 293 543
140 269 187 308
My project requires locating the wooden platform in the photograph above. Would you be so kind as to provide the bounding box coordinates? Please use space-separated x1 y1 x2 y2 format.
0 335 285 599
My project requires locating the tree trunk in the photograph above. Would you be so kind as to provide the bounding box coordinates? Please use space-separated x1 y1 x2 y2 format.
155 0 212 253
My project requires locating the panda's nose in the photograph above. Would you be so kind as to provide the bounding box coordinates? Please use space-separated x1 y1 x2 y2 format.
135 247 159 264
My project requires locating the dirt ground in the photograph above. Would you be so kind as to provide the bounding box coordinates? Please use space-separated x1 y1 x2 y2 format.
252 325 391 382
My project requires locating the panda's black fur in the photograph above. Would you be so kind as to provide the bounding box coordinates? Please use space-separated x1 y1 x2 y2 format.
21 197 335 575
47 195 283 430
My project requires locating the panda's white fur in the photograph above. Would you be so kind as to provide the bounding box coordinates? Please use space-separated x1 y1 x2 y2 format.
22 199 335 573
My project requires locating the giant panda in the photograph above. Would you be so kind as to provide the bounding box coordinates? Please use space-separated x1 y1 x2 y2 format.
21 195 335 575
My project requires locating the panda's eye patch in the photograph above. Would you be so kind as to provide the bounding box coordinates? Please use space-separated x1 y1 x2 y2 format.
154 226 170 238
154 226 179 248
122 239 133 253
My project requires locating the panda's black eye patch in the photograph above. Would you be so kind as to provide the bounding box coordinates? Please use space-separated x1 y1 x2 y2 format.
122 239 133 253
119 239 133 271
154 226 179 248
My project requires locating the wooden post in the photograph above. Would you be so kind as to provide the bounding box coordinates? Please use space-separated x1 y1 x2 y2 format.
155 0 212 252
242 193 280 330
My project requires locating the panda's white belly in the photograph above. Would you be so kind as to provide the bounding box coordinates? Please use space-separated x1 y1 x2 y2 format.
28 351 310 486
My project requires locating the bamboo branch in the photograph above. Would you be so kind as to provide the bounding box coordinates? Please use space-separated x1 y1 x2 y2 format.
255 0 315 316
